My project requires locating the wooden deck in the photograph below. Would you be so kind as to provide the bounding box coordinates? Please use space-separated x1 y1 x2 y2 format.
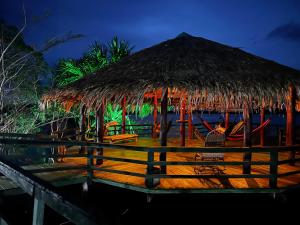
10 137 298 193
94 140 300 190
0 138 300 192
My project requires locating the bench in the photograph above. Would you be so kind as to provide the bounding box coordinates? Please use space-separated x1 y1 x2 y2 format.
103 134 138 144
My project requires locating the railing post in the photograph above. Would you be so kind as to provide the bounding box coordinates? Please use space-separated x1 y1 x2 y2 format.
269 150 278 188
87 147 94 186
145 150 154 188
278 128 283 146
32 198 45 225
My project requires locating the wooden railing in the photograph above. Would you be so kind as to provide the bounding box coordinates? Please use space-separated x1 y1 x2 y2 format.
0 133 300 194
90 145 300 191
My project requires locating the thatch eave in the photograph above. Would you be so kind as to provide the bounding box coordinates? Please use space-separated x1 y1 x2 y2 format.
43 32 300 111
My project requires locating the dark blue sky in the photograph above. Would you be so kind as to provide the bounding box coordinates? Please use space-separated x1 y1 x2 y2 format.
2 0 300 69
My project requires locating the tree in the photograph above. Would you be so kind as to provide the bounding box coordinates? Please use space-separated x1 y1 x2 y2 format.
108 36 133 63
54 37 133 87
0 8 83 134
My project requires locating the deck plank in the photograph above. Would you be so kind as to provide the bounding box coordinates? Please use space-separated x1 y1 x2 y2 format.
2 137 299 192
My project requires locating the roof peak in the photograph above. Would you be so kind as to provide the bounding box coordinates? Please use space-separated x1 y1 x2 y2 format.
176 32 193 38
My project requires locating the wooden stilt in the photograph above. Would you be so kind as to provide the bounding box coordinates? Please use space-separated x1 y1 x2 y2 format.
122 97 126 134
152 91 158 138
260 106 265 146
225 111 230 129
188 106 193 139
0 217 8 225
286 84 296 165
79 105 86 154
32 198 45 225
243 102 252 174
160 87 168 173
180 98 186 146
96 100 105 165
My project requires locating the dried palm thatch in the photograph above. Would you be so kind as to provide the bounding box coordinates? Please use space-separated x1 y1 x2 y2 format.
43 32 300 111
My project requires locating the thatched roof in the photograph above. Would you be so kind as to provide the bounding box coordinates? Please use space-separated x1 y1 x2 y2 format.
44 32 300 111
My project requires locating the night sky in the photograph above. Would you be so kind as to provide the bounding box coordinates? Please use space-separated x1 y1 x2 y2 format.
2 0 300 69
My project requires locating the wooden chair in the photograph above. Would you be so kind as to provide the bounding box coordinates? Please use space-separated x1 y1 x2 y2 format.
194 130 225 175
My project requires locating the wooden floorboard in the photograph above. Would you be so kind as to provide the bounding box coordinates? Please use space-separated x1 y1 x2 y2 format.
1 137 300 192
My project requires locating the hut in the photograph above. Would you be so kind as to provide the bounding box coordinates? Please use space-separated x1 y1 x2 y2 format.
44 32 300 171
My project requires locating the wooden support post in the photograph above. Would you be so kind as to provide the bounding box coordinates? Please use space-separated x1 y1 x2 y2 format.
160 87 168 174
145 151 154 188
0 218 8 225
180 98 186 146
269 150 278 188
87 147 94 185
32 198 45 225
152 91 158 138
225 111 230 130
243 102 252 174
260 106 265 146
286 84 296 165
188 107 193 139
96 101 105 165
79 105 87 154
122 97 126 134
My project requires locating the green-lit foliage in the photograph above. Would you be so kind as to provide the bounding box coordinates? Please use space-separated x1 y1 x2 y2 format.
55 59 84 87
55 37 133 87
14 103 80 134
168 106 175 111
105 103 123 124
79 42 108 75
134 103 153 119
88 103 153 134
108 36 133 63
105 104 134 133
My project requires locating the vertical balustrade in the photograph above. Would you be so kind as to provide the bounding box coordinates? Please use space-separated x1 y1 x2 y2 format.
269 150 279 188
145 150 154 188
32 198 45 225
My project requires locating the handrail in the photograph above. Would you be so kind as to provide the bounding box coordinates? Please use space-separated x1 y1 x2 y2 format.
1 132 299 153
1 133 300 192
0 156 97 225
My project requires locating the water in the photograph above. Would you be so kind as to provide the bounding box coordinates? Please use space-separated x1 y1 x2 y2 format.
1 182 299 225
130 112 300 139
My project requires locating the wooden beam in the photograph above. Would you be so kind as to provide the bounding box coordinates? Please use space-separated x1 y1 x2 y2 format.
286 84 296 165
122 97 126 134
152 91 158 138
0 157 97 225
188 107 193 139
96 100 105 165
79 105 87 154
243 102 252 174
0 217 8 225
260 106 265 146
225 111 230 130
180 98 186 146
32 198 45 225
159 87 168 173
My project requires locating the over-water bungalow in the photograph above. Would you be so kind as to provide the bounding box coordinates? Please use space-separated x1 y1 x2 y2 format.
42 33 300 194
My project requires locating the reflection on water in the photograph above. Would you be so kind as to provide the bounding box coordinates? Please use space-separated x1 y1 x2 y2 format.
0 145 53 166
